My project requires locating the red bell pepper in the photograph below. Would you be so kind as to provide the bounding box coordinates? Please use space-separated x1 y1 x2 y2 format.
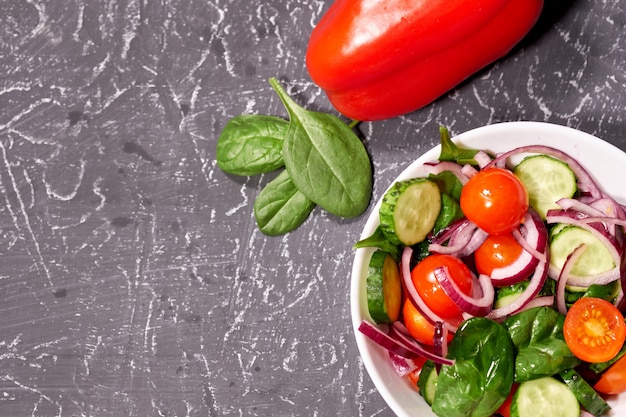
306 0 544 121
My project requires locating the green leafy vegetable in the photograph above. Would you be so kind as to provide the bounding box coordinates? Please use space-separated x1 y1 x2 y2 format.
353 226 401 261
503 306 581 382
215 77 373 236
269 77 372 218
428 170 464 201
432 193 463 235
432 317 514 417
216 114 287 175
438 126 481 165
253 170 315 236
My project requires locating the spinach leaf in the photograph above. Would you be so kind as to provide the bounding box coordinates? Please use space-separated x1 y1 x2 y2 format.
432 317 514 417
254 170 315 236
438 126 481 165
428 170 464 201
503 306 581 382
269 77 372 218
216 114 287 176
353 226 401 261
433 193 464 234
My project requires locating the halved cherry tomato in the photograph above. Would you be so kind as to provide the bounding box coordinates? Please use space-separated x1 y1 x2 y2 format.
563 297 626 363
411 254 474 323
402 299 454 346
474 233 524 276
460 167 529 235
594 353 626 395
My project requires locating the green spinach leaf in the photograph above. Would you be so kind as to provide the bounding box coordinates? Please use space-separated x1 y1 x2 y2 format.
428 170 464 201
438 126 481 165
433 193 464 234
432 317 514 417
216 114 287 176
353 226 401 261
254 170 315 236
269 77 372 218
503 306 581 382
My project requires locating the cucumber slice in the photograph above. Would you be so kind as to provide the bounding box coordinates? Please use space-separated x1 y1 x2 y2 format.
550 225 615 278
494 281 530 309
559 369 611 417
514 154 577 219
511 377 579 417
417 360 438 406
366 251 402 324
379 178 441 246
565 281 621 306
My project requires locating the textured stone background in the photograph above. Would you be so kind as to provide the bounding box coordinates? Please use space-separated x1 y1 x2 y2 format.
1 0 625 416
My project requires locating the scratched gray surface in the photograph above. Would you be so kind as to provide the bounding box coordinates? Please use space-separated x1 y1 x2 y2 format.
1 0 626 416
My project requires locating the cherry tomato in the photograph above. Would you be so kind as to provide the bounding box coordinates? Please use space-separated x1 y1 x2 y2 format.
594 353 626 395
563 297 626 363
411 254 474 322
474 233 524 276
460 167 529 235
402 299 454 346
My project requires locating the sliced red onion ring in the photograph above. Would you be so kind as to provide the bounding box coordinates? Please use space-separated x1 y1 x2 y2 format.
401 247 458 333
423 161 470 184
434 267 494 317
512 210 548 263
429 223 482 256
485 145 603 199
388 351 419 377
487 258 549 320
545 211 621 286
431 218 471 245
457 228 489 258
358 320 418 359
433 321 448 359
556 244 588 314
461 164 478 178
490 211 548 286
473 150 492 168
390 322 454 365
520 295 554 311
557 198 606 217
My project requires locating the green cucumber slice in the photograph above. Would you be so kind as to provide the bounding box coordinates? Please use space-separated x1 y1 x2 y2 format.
379 178 441 246
549 225 615 278
514 154 577 219
559 369 611 417
366 251 402 324
417 360 438 406
511 377 579 417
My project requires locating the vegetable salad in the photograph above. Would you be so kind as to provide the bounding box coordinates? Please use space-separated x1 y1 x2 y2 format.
356 127 626 417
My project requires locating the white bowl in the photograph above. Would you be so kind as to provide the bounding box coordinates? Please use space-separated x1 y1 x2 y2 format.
350 121 626 416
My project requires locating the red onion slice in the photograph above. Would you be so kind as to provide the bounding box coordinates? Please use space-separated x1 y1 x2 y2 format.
429 221 479 255
423 161 470 184
391 322 454 366
545 211 621 286
487 258 549 320
461 164 478 178
521 295 554 310
490 211 548 285
556 244 588 314
401 247 458 333
473 150 492 168
485 145 603 199
388 351 419 377
434 267 494 317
